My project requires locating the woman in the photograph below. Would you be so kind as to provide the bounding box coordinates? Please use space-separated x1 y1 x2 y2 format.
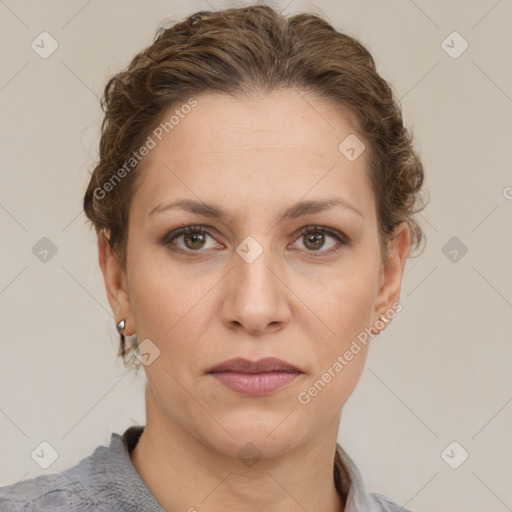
0 5 425 511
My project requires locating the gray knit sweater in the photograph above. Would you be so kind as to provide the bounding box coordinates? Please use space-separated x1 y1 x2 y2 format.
0 426 411 511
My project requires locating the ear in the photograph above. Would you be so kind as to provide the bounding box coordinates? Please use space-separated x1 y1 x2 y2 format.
98 231 136 336
372 222 411 333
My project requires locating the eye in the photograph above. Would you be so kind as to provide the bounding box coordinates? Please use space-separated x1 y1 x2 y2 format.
290 225 348 256
161 225 222 252
161 224 349 256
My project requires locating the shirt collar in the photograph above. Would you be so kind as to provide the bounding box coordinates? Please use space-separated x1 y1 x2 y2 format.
335 442 384 511
101 425 380 511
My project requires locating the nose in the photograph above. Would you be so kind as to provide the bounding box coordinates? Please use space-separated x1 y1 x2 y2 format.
220 243 291 336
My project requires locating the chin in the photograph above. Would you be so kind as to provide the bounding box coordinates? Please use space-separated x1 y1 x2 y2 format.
196 409 312 462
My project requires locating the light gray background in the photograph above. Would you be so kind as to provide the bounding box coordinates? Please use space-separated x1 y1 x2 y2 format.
1 1 511 511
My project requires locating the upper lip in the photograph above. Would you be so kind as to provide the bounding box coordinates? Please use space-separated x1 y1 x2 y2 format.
208 357 302 374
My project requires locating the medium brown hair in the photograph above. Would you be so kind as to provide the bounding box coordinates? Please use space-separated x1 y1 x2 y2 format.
83 4 427 371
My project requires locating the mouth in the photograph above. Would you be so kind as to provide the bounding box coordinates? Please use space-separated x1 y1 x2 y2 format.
207 357 303 396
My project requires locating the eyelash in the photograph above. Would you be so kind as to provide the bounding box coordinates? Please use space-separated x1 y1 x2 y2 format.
160 224 349 257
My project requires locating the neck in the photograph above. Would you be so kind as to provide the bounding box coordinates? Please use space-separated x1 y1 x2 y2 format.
130 387 346 512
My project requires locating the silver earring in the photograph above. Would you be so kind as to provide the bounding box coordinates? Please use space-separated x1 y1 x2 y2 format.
373 314 389 335
116 319 126 334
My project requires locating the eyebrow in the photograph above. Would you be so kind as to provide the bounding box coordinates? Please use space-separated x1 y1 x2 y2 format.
148 197 364 221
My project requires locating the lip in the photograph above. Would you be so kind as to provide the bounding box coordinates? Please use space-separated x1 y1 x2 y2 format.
207 357 303 396
208 357 302 374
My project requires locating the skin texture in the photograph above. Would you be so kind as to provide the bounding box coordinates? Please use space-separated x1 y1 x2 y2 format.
98 89 410 511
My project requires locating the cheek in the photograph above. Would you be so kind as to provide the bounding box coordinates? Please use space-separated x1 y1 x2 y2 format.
127 247 208 336
297 259 378 410
292 260 379 351
127 253 221 382
296 346 368 425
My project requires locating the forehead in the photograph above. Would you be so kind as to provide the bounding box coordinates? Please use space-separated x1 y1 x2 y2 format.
162 90 360 160
130 89 375 222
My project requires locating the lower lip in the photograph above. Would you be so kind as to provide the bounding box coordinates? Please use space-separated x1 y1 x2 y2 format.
210 371 301 396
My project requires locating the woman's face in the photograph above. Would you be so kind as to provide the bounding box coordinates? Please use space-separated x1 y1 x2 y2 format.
101 89 409 459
